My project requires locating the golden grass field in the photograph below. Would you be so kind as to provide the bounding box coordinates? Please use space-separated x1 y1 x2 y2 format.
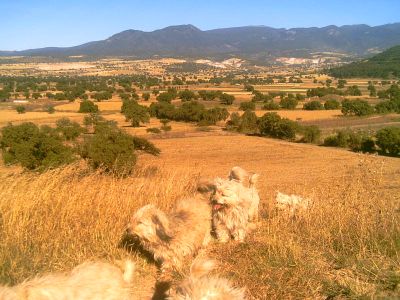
0 134 399 299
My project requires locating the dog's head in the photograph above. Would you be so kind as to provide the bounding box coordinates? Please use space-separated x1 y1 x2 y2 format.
126 204 172 243
211 178 241 211
275 191 292 211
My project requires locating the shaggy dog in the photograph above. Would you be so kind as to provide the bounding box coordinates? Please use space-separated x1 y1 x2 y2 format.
168 258 245 300
275 191 312 218
211 178 250 242
228 167 260 222
0 260 135 300
126 197 212 278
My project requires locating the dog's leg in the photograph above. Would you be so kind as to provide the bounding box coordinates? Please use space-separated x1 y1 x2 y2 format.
232 227 246 242
215 225 230 243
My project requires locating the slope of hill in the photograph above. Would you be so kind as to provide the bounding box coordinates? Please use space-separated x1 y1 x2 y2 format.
2 23 400 58
328 45 400 78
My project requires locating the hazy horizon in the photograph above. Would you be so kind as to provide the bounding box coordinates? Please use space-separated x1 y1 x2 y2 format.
1 0 399 51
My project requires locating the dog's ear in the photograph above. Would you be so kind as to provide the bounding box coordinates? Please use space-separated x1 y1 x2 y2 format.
197 178 216 194
249 173 259 187
151 213 172 242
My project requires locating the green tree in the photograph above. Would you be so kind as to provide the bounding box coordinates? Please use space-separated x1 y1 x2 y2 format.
0 123 74 170
341 99 374 116
122 100 150 127
79 100 99 113
324 99 340 110
280 97 298 110
142 92 151 101
178 89 197 102
303 101 324 110
219 93 235 105
376 127 400 156
239 101 256 111
16 105 26 114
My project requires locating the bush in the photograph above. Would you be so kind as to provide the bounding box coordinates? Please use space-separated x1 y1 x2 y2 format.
219 93 235 105
238 110 258 134
0 123 74 170
156 92 175 103
258 112 298 140
79 100 98 113
323 129 375 153
142 92 151 101
178 89 197 102
303 101 324 110
16 105 26 114
341 99 374 116
376 127 400 156
174 101 206 122
149 102 176 119
300 125 321 143
121 100 150 127
132 136 161 156
80 126 137 174
280 97 298 110
324 99 340 110
146 127 161 134
263 101 280 110
345 85 362 96
239 101 256 111
46 105 55 114
55 118 85 141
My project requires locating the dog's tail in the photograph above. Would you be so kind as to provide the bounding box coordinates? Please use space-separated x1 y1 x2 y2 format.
249 173 259 188
189 257 216 279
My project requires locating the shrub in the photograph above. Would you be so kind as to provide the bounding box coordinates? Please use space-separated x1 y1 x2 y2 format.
79 100 98 113
280 97 298 110
324 99 340 110
80 126 137 174
303 101 324 110
46 105 55 114
376 127 400 156
199 107 229 126
178 89 197 102
219 93 235 105
149 102 176 119
16 105 26 114
0 123 74 170
263 101 280 110
239 101 256 111
300 125 321 143
121 100 150 127
258 112 298 140
156 92 175 103
142 92 151 101
341 99 374 116
226 112 241 130
146 127 162 134
174 101 206 122
345 85 362 96
55 118 85 141
238 110 258 134
131 136 161 156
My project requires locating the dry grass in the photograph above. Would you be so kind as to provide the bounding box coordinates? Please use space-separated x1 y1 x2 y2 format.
0 135 399 299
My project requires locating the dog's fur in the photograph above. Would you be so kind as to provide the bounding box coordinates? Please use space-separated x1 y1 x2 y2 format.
275 191 312 218
0 260 135 300
126 197 212 276
168 258 245 300
211 178 249 242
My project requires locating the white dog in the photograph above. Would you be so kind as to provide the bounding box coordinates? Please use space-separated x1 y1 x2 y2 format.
126 197 212 278
275 191 312 218
0 260 135 300
168 258 245 300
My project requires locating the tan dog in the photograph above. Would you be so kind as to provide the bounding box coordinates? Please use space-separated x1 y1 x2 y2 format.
126 197 212 277
168 258 245 300
275 191 312 218
211 178 250 242
228 167 260 222
0 260 135 300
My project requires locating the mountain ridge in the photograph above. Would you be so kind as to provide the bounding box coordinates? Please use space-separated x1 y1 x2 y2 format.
2 23 400 58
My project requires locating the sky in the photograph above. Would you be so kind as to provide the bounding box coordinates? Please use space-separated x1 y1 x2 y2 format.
1 0 399 51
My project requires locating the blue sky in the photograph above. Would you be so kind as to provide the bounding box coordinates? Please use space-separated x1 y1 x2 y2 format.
1 0 399 50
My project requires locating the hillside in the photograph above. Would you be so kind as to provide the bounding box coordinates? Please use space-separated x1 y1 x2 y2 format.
328 45 400 78
1 135 399 298
2 23 400 58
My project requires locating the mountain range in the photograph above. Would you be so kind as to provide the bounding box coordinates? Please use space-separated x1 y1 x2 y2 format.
2 23 400 58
